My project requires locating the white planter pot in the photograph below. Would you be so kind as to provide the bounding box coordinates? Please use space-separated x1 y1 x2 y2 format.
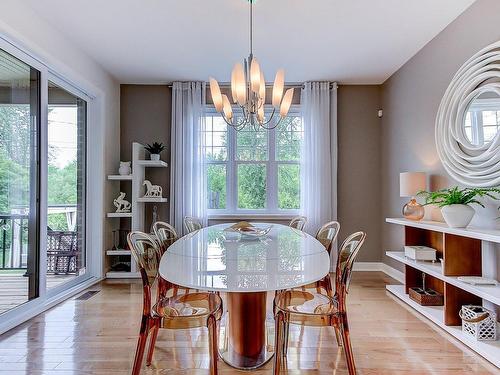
441 204 475 228
150 154 160 161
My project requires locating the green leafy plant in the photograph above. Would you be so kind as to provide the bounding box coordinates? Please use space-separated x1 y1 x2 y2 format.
145 142 166 154
417 187 500 208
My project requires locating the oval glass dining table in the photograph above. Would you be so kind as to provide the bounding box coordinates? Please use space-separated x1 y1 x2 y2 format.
158 223 330 370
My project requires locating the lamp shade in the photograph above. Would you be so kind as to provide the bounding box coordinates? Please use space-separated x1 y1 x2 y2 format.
400 172 426 197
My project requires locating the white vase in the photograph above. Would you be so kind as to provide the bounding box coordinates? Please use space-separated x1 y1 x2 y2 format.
150 154 160 161
118 161 131 175
441 204 475 228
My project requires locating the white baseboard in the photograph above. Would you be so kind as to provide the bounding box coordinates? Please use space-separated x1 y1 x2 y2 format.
353 262 404 283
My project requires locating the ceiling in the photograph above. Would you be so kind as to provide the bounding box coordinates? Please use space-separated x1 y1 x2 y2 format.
24 0 476 84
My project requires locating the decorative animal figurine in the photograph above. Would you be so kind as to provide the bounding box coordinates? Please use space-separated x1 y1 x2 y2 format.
114 192 131 213
143 180 163 198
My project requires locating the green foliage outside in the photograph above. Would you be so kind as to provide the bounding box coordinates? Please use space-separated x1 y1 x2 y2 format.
206 116 302 210
0 105 77 233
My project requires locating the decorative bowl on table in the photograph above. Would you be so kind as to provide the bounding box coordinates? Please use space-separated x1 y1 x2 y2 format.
224 221 273 239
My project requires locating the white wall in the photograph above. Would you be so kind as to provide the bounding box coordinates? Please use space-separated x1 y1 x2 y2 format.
0 0 120 275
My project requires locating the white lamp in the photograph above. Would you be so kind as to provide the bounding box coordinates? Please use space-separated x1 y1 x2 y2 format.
400 172 426 221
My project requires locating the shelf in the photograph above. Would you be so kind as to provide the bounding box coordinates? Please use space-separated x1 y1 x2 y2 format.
386 251 500 305
137 160 168 168
137 197 168 203
386 218 500 243
106 271 140 279
106 212 132 218
387 284 500 368
107 174 132 180
106 249 131 256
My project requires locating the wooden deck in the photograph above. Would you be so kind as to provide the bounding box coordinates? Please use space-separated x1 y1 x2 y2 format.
0 273 76 314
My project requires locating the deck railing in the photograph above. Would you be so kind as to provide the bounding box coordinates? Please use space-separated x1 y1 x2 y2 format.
0 205 78 271
0 214 28 270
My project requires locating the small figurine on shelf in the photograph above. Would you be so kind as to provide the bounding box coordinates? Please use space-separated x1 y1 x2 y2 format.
114 192 131 213
118 161 131 176
145 142 166 161
143 180 163 198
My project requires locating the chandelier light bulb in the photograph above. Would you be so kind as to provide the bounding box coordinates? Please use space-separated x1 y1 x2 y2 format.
250 58 261 93
234 63 247 106
272 69 285 108
209 78 224 112
280 88 294 117
259 70 266 104
257 105 265 123
222 94 233 121
230 65 239 104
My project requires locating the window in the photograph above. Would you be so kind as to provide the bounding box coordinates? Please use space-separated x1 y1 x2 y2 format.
47 81 87 288
0 48 40 313
205 106 302 215
464 98 500 146
0 40 93 319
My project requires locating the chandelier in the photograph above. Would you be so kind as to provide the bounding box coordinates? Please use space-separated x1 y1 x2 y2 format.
209 0 294 130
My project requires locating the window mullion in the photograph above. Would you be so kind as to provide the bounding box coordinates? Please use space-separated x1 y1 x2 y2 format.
228 125 237 212
268 127 277 211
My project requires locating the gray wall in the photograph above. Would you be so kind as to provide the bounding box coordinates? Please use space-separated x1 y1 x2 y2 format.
120 85 172 229
338 85 381 262
120 84 383 261
381 0 500 269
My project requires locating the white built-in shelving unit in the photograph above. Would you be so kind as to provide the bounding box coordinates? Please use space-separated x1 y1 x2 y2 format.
106 142 168 279
385 218 500 368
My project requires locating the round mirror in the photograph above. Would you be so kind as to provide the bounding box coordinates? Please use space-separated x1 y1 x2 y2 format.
435 40 500 187
464 91 500 146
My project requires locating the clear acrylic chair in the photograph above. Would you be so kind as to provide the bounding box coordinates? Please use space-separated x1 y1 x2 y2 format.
127 231 222 375
183 216 202 234
288 216 307 231
313 221 341 296
152 221 178 253
273 231 366 375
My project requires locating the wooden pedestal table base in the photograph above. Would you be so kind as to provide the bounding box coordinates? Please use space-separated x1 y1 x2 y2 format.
219 291 274 369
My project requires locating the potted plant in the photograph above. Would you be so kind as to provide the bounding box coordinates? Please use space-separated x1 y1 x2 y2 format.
145 142 166 161
418 187 500 228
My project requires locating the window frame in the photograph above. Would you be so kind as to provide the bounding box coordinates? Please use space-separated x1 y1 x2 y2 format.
205 104 302 217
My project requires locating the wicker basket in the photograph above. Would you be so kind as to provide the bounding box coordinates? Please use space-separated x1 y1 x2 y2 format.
460 305 497 341
409 287 444 306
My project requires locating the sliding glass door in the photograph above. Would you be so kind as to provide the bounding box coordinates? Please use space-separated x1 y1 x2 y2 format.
0 41 91 318
46 81 86 289
0 49 40 314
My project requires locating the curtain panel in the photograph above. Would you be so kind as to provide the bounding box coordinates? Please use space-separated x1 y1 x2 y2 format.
170 82 207 234
300 81 338 266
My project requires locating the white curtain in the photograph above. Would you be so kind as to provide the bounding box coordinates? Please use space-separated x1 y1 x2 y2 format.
300 82 338 263
170 82 207 234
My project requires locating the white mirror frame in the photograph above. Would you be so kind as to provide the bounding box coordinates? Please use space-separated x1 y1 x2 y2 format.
436 40 500 187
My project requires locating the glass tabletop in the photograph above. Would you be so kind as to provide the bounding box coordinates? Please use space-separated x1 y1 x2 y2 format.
159 223 330 292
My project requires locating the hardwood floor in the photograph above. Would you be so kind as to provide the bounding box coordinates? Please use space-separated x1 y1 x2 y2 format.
0 272 497 374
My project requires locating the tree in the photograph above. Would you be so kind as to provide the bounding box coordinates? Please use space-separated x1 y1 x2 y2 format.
206 116 302 210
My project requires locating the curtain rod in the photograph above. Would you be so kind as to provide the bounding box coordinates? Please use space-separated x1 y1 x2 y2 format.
166 82 337 89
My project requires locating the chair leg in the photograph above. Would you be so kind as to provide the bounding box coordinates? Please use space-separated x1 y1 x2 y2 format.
273 311 285 375
207 314 218 375
283 320 290 357
339 314 356 375
132 316 150 375
334 326 343 347
146 319 160 366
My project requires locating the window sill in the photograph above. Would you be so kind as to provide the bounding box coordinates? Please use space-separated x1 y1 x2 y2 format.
207 213 297 220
